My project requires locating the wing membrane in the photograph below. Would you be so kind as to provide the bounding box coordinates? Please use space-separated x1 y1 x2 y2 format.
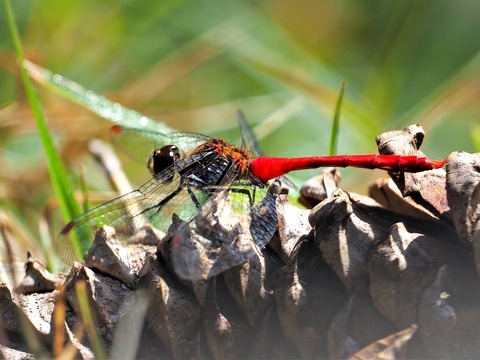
58 133 282 280
110 125 211 164
168 173 279 280
57 149 215 263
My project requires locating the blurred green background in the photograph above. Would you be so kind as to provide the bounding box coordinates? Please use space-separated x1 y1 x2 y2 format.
1 0 479 263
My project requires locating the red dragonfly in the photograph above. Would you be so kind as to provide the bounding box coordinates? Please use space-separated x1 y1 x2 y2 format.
58 120 445 280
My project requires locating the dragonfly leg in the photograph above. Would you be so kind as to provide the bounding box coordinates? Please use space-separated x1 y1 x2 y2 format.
140 174 206 217
139 186 183 216
230 188 255 207
187 186 202 210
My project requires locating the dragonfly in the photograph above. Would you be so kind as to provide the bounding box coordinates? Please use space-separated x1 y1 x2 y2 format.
58 119 446 280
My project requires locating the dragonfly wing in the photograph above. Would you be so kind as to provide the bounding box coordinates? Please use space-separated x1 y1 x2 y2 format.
56 189 147 265
249 182 280 248
237 109 263 156
168 175 280 280
59 140 281 280
237 111 297 190
56 151 215 264
168 187 258 280
110 125 211 164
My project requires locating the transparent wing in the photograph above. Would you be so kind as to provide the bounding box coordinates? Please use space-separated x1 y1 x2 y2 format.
237 111 297 189
57 149 217 264
237 109 264 156
109 125 211 164
169 175 280 280
58 140 281 280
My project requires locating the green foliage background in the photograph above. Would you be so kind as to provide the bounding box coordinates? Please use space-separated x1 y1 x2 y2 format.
1 0 479 263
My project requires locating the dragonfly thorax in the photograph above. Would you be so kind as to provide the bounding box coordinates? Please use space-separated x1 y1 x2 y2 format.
147 145 181 177
204 138 251 174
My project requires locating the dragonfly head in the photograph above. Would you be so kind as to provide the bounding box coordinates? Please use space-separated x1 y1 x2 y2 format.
147 145 180 176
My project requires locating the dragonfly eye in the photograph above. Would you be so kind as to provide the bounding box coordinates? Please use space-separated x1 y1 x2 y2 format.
147 145 180 176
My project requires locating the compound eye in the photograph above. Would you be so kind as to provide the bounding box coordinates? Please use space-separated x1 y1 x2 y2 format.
147 145 180 176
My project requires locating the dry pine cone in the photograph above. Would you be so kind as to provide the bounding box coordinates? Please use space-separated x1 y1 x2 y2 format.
1 125 480 359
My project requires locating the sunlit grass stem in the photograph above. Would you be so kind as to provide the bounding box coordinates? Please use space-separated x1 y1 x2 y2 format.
2 0 87 262
329 81 346 156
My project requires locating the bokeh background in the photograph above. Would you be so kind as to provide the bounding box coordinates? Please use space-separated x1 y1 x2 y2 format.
1 0 479 264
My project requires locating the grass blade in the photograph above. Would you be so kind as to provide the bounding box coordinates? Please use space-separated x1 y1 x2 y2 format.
329 81 346 156
75 281 106 359
472 124 480 152
24 60 174 133
3 0 87 261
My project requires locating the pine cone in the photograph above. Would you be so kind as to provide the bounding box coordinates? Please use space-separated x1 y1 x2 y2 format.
1 125 480 359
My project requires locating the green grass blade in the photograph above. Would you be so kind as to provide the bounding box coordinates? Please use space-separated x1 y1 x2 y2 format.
76 281 106 359
24 60 174 133
329 81 346 156
472 124 480 152
3 0 87 260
